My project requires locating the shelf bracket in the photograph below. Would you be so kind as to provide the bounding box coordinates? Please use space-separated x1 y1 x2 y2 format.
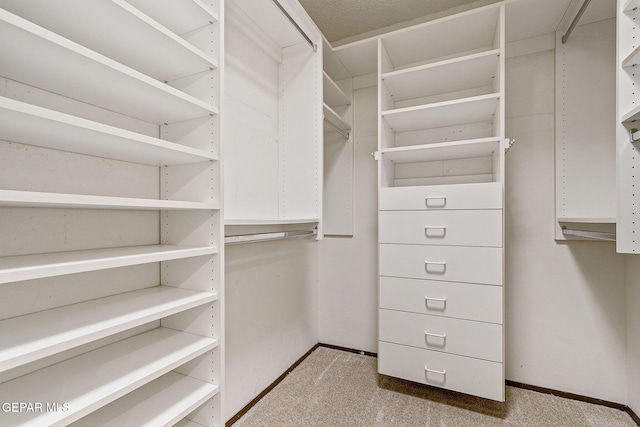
270 0 317 51
561 0 592 44
630 128 640 143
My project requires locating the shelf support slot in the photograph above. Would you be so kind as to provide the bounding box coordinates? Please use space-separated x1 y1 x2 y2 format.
562 227 616 241
224 229 317 245
270 0 317 51
561 0 592 44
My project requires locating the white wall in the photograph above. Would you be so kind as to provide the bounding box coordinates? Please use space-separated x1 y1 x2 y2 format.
224 239 318 419
318 85 379 353
626 256 640 414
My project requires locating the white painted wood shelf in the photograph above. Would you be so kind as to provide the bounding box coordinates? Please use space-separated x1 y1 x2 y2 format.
381 93 500 133
0 328 217 426
0 97 217 166
381 49 500 102
0 245 218 284
324 103 351 132
224 218 320 226
323 71 350 107
0 9 217 124
380 138 501 163
623 0 640 13
622 44 640 68
0 189 220 211
125 0 219 35
0 0 218 82
71 372 219 427
0 286 218 373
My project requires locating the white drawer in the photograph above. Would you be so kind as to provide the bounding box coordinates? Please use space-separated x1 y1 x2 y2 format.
379 183 502 211
379 309 503 362
379 210 502 247
379 244 502 285
379 277 503 323
378 341 504 401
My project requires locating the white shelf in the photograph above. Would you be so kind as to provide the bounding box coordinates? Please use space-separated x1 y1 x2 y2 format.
71 372 218 427
0 97 217 166
0 328 217 426
323 71 350 107
0 9 216 124
323 103 351 132
382 49 500 102
0 0 218 82
0 286 218 373
0 190 219 211
224 218 320 226
126 0 219 35
380 6 500 70
334 38 378 77
558 217 617 223
0 245 218 285
322 38 351 81
175 419 207 427
622 45 640 68
380 137 501 163
621 104 640 123
623 0 640 13
382 93 500 133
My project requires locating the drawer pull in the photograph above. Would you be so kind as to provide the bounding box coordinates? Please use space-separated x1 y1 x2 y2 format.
424 226 446 238
425 197 446 208
425 365 446 376
425 296 446 302
425 331 446 339
425 261 446 274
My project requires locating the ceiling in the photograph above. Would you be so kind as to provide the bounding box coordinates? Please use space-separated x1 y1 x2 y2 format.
298 0 616 45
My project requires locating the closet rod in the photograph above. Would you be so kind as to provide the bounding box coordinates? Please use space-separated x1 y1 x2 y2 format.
562 228 616 241
561 0 591 44
324 118 350 139
224 229 317 245
270 0 317 51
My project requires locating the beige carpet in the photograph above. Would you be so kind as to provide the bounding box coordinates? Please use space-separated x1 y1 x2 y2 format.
233 346 636 427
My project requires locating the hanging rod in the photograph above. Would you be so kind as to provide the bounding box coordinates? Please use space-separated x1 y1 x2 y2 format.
225 229 317 245
324 118 350 139
561 0 592 44
562 228 616 241
270 0 317 51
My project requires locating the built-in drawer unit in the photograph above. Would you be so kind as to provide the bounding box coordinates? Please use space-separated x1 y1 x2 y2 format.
379 244 502 285
379 277 503 323
379 309 502 362
379 209 502 247
379 183 502 211
378 341 504 401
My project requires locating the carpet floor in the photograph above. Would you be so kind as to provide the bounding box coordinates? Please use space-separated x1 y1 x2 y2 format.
233 346 636 427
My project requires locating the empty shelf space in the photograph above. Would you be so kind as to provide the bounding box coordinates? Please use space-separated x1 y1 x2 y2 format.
0 0 217 82
334 38 378 78
324 104 351 132
0 245 218 285
380 138 501 163
71 372 218 427
0 286 218 373
381 49 500 102
382 93 500 133
0 97 217 165
323 71 350 107
0 9 216 124
0 189 220 211
126 0 218 35
323 38 351 81
175 420 207 427
0 328 218 426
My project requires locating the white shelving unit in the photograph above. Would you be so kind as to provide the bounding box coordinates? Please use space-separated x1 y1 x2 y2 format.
376 3 506 401
224 0 322 236
617 0 640 253
322 37 354 236
0 1 224 425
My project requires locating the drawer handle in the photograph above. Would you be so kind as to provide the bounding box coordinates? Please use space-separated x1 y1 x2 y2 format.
425 365 446 376
425 261 446 274
425 331 446 339
425 197 446 208
425 296 446 302
424 226 446 238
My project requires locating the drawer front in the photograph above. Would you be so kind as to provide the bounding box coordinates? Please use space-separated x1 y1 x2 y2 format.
379 244 503 285
379 183 502 211
378 341 504 401
379 277 503 323
379 210 502 247
379 309 503 362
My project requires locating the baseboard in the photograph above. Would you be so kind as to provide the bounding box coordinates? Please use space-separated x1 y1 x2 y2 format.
226 343 639 426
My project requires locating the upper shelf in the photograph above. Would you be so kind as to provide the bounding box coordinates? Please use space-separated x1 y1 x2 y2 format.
380 137 502 163
624 0 640 13
381 49 500 103
333 38 378 78
381 93 500 133
323 38 351 81
324 103 351 133
125 0 219 35
0 0 218 82
323 72 351 108
0 9 216 124
0 97 217 166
